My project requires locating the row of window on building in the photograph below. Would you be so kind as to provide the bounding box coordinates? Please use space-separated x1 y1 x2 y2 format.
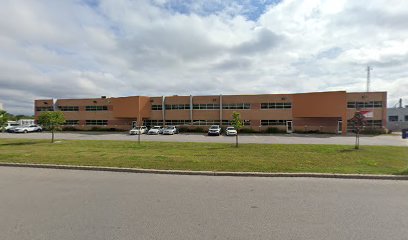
347 101 383 108
388 115 408 122
63 119 291 126
37 101 384 113
36 106 109 112
152 102 291 110
346 120 383 130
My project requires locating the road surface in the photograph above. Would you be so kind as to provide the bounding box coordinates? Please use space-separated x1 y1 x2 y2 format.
1 167 407 240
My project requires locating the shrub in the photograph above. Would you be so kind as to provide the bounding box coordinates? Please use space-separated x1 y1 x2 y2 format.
178 126 206 133
90 127 119 132
62 126 80 131
239 128 258 133
265 127 286 133
361 128 386 135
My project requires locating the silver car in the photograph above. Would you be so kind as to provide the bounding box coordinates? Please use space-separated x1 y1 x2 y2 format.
162 126 179 135
13 125 42 133
147 126 163 135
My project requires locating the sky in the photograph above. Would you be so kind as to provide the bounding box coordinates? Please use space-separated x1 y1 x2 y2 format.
0 0 407 115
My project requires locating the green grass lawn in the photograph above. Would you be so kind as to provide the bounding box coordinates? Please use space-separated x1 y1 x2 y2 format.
0 139 407 175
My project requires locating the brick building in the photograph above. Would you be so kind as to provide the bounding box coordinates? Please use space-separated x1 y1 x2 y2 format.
34 91 387 135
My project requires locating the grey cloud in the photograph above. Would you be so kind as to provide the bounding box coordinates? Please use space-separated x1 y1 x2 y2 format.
233 28 282 55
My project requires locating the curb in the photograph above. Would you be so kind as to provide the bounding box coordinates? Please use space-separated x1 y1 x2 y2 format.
1 162 407 180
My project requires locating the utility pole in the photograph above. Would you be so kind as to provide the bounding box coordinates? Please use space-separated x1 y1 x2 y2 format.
366 66 372 92
138 97 141 144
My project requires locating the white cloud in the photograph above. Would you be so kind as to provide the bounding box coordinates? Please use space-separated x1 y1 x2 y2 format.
0 0 407 114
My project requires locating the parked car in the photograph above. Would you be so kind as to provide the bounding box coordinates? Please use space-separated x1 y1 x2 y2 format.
13 125 42 133
208 125 222 136
225 126 237 136
147 126 163 135
162 126 179 135
129 126 148 135
4 122 20 132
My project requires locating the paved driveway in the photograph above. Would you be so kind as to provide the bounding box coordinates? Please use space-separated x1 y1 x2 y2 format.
0 167 407 240
0 132 406 146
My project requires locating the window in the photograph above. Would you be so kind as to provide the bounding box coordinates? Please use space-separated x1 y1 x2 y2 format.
261 120 289 126
367 120 382 127
165 120 189 125
85 106 108 111
86 120 108 125
151 105 163 110
347 101 383 109
58 106 79 111
164 104 190 110
193 104 220 110
347 120 383 131
64 120 79 125
405 115 408 122
388 116 399 122
144 120 164 126
36 107 54 112
260 102 292 109
192 120 221 125
222 103 251 110
221 120 251 126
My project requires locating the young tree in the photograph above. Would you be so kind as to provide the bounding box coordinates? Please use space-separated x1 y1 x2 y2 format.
230 111 244 147
0 110 8 132
38 111 65 143
349 111 366 149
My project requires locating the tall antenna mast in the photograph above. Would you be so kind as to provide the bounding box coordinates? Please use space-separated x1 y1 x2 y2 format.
366 66 372 92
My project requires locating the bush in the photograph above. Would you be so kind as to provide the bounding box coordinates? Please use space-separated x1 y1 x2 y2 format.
90 127 119 132
361 128 386 135
239 128 258 133
265 127 286 134
62 126 80 131
178 127 206 133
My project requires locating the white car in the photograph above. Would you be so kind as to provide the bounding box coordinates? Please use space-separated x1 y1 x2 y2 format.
4 122 20 132
225 126 237 136
162 126 179 135
129 126 148 135
13 125 42 133
208 125 221 136
147 126 163 135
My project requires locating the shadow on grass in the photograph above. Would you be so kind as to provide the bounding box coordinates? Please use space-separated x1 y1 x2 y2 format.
0 141 44 146
395 168 408 175
338 148 359 153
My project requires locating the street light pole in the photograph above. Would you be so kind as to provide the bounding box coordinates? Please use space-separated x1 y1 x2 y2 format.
138 97 141 144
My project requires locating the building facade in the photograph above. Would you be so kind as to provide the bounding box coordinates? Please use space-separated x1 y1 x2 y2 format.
34 91 387 135
387 106 408 131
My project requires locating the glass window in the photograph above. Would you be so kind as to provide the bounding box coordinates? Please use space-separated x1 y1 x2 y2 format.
64 120 79 125
86 120 108 125
347 102 356 108
151 105 162 110
260 102 291 109
261 120 289 126
58 106 79 111
36 107 54 112
85 106 108 111
388 116 398 122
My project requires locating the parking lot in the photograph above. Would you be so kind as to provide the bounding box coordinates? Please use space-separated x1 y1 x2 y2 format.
0 132 406 146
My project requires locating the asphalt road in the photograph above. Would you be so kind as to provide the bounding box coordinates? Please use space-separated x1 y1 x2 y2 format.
1 167 407 240
1 132 407 146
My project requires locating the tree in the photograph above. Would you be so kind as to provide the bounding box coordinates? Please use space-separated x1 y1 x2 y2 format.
38 111 65 143
0 110 8 132
349 111 366 149
230 111 244 147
